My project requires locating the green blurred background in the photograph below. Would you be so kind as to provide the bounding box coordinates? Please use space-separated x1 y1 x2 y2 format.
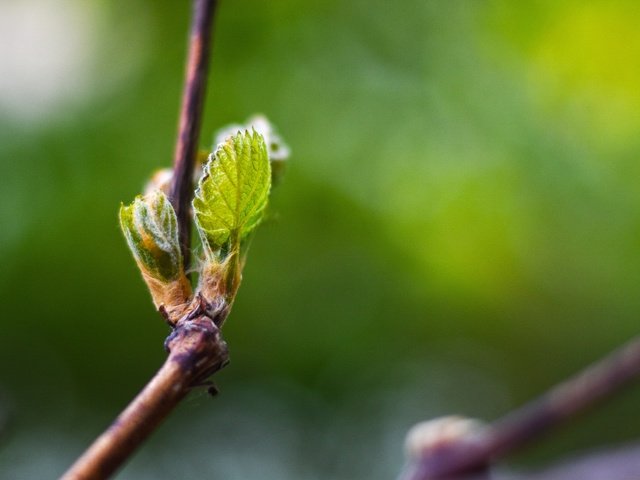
2 0 640 478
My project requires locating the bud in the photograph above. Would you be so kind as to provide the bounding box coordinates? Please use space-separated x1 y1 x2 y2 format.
143 151 209 197
404 415 485 461
119 190 192 321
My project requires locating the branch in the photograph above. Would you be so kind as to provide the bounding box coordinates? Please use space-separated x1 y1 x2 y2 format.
458 443 640 480
61 315 228 480
517 442 640 480
400 335 640 480
170 0 218 269
62 2 220 478
418 444 640 480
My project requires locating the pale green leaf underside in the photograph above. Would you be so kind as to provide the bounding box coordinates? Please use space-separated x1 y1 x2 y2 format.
119 190 183 282
193 130 271 255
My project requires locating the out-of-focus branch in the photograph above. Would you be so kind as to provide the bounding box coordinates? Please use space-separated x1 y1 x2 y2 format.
170 0 218 269
400 336 640 480
517 442 640 480
464 443 640 480
423 443 640 480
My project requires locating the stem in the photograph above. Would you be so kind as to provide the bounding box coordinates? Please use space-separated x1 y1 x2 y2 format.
63 2 220 478
170 0 218 269
401 336 640 480
61 316 228 480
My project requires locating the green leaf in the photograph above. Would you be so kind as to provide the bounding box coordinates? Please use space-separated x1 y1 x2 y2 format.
193 129 271 257
119 190 183 282
214 115 289 186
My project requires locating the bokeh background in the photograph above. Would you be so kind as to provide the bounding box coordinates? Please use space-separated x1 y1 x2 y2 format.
2 0 640 478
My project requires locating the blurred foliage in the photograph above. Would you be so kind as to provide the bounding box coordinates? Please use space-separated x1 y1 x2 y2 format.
2 0 640 478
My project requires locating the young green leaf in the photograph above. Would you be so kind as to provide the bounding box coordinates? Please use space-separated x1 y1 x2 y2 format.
119 190 184 283
193 130 271 258
214 115 289 186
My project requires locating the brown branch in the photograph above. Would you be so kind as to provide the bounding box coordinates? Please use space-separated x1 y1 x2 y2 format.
447 442 640 480
170 0 218 269
518 442 640 480
400 335 640 480
62 2 221 478
61 315 228 480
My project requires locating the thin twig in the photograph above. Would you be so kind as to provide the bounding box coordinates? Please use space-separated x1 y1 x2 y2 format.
170 0 218 269
61 316 228 480
401 336 640 480
62 2 220 478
